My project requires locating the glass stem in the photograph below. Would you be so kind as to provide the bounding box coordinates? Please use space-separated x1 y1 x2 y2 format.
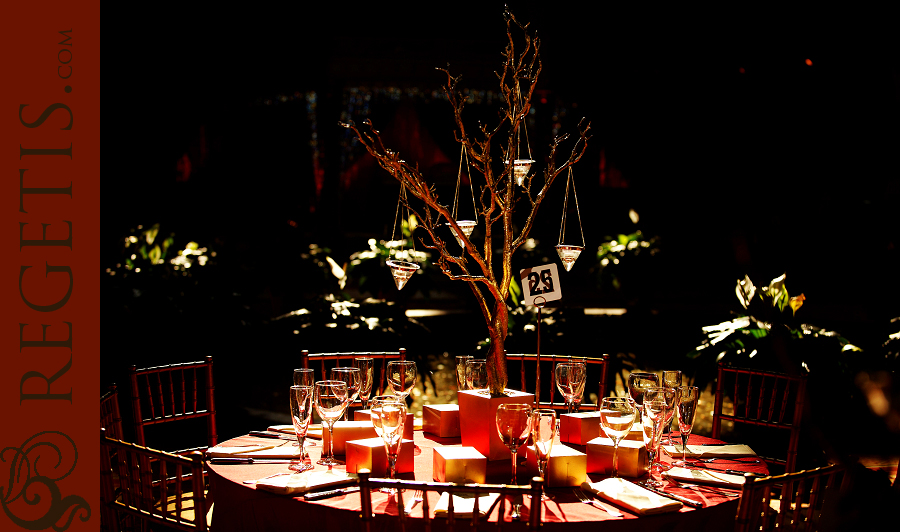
298 436 307 459
681 432 688 463
327 422 336 460
612 442 619 478
511 449 518 484
388 452 397 479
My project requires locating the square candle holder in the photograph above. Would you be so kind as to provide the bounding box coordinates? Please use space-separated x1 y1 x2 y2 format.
524 443 587 487
353 409 414 440
321 421 378 456
458 389 535 461
345 437 415 476
586 436 649 478
433 446 487 483
423 404 460 438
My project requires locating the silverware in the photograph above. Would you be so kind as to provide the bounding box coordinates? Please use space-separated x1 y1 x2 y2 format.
574 488 624 517
404 490 423 514
303 486 359 500
243 472 292 485
249 430 296 440
636 481 703 508
209 457 296 464
667 478 740 498
696 458 760 463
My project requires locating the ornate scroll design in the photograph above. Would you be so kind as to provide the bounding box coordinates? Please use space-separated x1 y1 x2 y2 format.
1 431 90 531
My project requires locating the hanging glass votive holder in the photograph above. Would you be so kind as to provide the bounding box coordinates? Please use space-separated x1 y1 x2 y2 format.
555 245 583 272
512 159 535 186
446 220 477 248
386 259 420 290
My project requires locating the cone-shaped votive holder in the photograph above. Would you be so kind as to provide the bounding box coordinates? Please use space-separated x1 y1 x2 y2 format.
386 260 420 290
555 245 583 272
446 220 476 248
513 159 535 186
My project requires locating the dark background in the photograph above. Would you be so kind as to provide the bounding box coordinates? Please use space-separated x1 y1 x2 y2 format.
101 3 899 447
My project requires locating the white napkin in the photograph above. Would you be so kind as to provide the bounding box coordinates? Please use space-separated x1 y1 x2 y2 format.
256 469 355 495
206 444 303 460
267 424 323 440
433 492 500 518
664 466 746 488
581 478 682 515
662 444 756 459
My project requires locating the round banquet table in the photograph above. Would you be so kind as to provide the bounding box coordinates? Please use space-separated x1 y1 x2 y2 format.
208 429 767 532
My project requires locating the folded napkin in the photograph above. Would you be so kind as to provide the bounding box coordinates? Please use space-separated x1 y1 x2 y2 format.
662 444 756 459
206 444 304 460
664 466 746 488
267 424 323 440
256 469 355 495
581 478 682 515
434 492 500 518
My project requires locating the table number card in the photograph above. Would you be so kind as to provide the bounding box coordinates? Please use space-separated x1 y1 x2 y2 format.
519 263 562 307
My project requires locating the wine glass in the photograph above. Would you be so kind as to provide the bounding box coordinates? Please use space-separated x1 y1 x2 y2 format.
372 395 406 483
661 370 682 445
293 368 315 387
466 360 488 391
642 387 676 486
554 362 587 413
331 367 361 420
530 409 556 500
599 397 637 478
495 403 533 484
675 386 700 466
289 385 314 472
353 358 375 410
627 371 659 422
386 360 417 400
314 380 348 466
455 355 473 391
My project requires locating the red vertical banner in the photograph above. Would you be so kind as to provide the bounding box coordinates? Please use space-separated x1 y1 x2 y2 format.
0 2 99 531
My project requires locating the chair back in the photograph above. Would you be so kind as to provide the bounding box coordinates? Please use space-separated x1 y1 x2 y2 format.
101 428 209 532
505 353 608 410
357 469 542 532
735 463 849 531
712 363 807 472
102 384 124 440
129 356 217 453
301 349 406 402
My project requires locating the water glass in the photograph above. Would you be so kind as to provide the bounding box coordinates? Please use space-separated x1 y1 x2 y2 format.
386 360 417 400
554 362 586 413
289 385 314 472
353 357 375 409
496 403 533 484
293 368 315 387
315 380 348 466
331 367 361 420
642 386 676 484
455 355 473 391
675 385 700 465
599 397 636 478
465 360 488 391
531 409 556 499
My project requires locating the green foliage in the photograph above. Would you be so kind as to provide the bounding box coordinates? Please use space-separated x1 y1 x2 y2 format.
593 231 659 291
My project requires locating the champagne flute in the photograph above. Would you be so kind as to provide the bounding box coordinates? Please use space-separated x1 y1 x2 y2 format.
531 409 556 500
293 368 315 387
599 397 636 478
289 385 314 472
642 387 676 486
555 362 587 413
661 370 682 444
331 367 361 420
315 380 348 466
675 386 700 466
386 360 417 400
455 355 473 391
466 360 488 391
369 395 399 492
373 396 406 483
627 371 659 422
354 358 374 410
495 403 533 484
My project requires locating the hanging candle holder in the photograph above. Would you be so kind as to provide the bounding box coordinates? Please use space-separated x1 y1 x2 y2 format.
555 167 585 272
511 78 534 187
386 183 420 290
445 144 478 249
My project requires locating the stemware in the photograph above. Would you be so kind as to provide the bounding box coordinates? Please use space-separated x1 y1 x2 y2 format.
554 362 587 413
314 380 348 466
289 385 314 472
293 368 315 387
455 355 473 391
627 371 659 422
353 358 374 410
386 360 417 400
495 403 533 485
675 386 700 466
661 370 682 444
599 397 636 478
465 360 488 392
530 409 556 500
642 387 676 485
331 367 361 420
371 395 406 482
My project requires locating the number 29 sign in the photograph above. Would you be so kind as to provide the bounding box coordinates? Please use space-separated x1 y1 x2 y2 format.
519 263 562 307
